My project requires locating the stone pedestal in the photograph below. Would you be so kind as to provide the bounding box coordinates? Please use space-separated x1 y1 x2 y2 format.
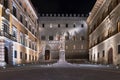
0 61 6 67
59 50 65 62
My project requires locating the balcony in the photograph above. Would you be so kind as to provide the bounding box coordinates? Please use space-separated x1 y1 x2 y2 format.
0 31 17 42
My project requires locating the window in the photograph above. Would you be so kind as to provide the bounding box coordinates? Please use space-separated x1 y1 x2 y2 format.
4 0 8 8
29 41 32 48
98 52 99 58
19 2 22 6
14 50 17 58
25 53 27 60
25 20 27 27
66 24 68 28
29 25 31 31
20 32 25 45
58 24 60 28
12 26 17 38
20 14 23 23
41 36 46 40
73 24 76 28
29 55 31 61
42 24 45 28
118 45 120 54
81 24 84 28
103 50 105 57
20 52 22 59
13 6 17 17
3 24 9 33
49 36 54 41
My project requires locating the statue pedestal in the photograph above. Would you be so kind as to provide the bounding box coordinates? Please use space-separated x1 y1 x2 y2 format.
58 50 65 62
0 61 6 67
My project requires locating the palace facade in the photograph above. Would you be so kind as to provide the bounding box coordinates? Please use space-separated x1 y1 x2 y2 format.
0 0 39 66
39 14 88 63
87 0 120 65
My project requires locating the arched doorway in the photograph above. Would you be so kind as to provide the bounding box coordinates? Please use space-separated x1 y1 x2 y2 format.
108 48 113 64
4 47 9 64
45 50 50 60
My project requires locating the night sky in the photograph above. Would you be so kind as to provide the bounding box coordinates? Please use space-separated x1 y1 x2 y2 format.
31 0 96 14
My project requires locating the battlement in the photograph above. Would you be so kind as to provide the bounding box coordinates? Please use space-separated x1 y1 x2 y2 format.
38 13 88 17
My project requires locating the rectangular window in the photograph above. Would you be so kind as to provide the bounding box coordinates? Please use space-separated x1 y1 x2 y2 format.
66 24 68 28
25 20 27 27
25 53 27 60
3 24 9 33
14 50 17 58
73 24 76 28
12 26 17 38
41 36 46 40
118 45 120 54
29 55 31 61
98 53 99 58
42 24 45 28
4 0 8 8
13 6 17 17
103 50 105 57
58 24 60 28
20 15 23 23
49 36 54 40
20 52 22 59
81 24 84 28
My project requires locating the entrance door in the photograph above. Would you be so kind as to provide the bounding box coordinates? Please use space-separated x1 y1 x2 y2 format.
45 50 50 60
108 48 113 64
4 47 9 64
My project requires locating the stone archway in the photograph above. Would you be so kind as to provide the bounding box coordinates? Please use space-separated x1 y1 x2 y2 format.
108 48 113 64
4 47 9 64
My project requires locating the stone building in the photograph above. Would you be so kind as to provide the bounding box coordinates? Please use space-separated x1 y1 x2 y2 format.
0 0 39 66
87 0 120 65
39 14 88 63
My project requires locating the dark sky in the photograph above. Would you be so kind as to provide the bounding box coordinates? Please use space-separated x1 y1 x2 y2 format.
31 0 96 14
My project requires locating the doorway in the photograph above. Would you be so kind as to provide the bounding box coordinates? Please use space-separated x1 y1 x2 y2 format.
45 50 50 60
108 48 113 64
4 47 9 64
